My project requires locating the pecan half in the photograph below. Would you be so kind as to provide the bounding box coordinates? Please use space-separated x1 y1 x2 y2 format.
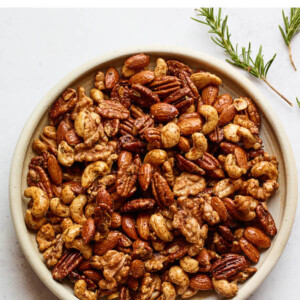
97 100 130 119
255 204 277 237
130 84 160 108
151 172 174 207
120 198 155 213
211 254 247 280
52 250 83 281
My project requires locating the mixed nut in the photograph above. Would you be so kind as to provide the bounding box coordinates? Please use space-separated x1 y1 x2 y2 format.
24 53 279 299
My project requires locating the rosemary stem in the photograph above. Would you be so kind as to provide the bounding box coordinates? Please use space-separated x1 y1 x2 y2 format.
262 78 293 106
288 44 297 71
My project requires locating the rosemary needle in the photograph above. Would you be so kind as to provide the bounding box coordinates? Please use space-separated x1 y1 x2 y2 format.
192 8 293 107
279 8 300 71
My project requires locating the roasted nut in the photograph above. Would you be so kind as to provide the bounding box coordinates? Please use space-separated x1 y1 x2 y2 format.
244 227 271 248
130 259 145 279
125 53 150 69
50 197 70 217
129 70 155 85
198 105 218 135
81 161 110 189
150 103 179 123
150 213 174 242
239 237 260 263
169 266 190 295
120 198 155 213
122 214 138 240
70 194 87 225
74 279 97 300
212 278 238 298
144 149 167 166
185 133 207 160
138 163 153 191
36 223 55 251
58 141 75 167
161 123 180 148
24 187 49 218
177 117 202 136
190 72 222 90
155 58 168 77
179 256 199 273
105 67 119 89
189 274 213 291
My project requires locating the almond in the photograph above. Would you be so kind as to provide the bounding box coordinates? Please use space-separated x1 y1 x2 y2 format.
81 218 96 244
213 94 233 113
202 84 219 105
129 70 155 85
190 274 213 291
136 213 150 240
150 103 178 122
177 136 190 152
110 212 122 229
177 117 202 135
125 53 150 69
211 197 227 222
239 237 260 263
218 104 236 126
93 231 120 256
138 163 153 191
47 155 63 185
121 214 138 240
83 270 102 282
244 227 271 249
105 67 119 89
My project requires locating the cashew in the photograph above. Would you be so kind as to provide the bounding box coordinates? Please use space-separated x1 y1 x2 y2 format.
74 109 87 138
70 194 87 224
84 203 96 218
24 187 49 218
150 213 174 242
251 161 278 180
90 88 104 104
65 238 92 259
190 72 222 90
63 224 82 243
57 141 74 167
50 197 70 217
161 123 180 149
181 288 197 298
155 58 168 77
224 154 244 178
81 161 109 188
168 266 190 295
212 278 238 298
60 217 74 232
233 98 248 111
224 123 241 143
144 149 168 166
61 184 76 204
185 132 207 160
179 257 199 273
74 279 97 300
161 282 176 300
36 223 55 251
198 105 218 135
213 178 243 198
238 126 260 149
25 209 47 230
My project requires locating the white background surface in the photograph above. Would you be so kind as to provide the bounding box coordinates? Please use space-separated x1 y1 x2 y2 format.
0 8 299 300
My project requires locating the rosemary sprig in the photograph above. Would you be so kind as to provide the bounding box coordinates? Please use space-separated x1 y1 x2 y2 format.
297 97 300 108
279 8 300 71
192 8 293 107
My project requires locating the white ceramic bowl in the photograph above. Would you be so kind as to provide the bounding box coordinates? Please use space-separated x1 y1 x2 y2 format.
10 46 298 300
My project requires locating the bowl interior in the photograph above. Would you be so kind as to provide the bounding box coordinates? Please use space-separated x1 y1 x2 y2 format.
14 49 292 300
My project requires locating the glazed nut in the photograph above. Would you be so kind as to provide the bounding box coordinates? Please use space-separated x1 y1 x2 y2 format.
198 105 218 135
233 97 248 111
50 197 70 218
58 141 75 167
81 161 110 189
190 72 222 90
154 58 168 77
24 187 49 218
244 226 271 248
150 103 179 123
70 194 87 225
74 279 97 300
179 256 199 273
125 53 150 69
150 213 174 242
161 122 180 148
144 149 168 166
177 117 202 136
168 266 190 294
212 278 238 298
185 132 207 161
189 274 213 291
130 259 145 279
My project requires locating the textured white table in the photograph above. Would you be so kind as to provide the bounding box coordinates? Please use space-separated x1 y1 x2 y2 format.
0 8 299 299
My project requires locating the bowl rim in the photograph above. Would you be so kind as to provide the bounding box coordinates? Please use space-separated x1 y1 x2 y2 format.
9 45 298 300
